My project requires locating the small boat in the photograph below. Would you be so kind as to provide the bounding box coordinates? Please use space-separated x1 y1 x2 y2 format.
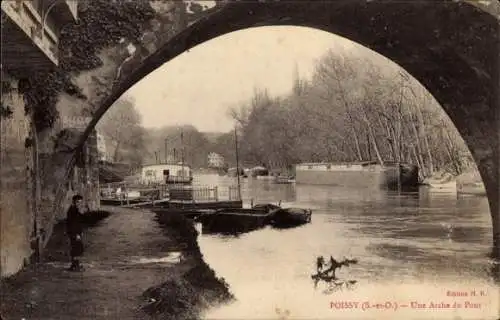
274 175 296 184
250 166 270 177
196 205 280 234
227 167 247 178
457 182 486 196
269 207 312 228
151 208 214 219
251 203 281 211
427 181 457 192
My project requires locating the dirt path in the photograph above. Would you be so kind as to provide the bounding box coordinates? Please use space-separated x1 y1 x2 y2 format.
1 206 193 320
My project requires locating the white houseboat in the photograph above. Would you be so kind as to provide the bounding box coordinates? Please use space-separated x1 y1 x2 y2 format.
140 163 193 185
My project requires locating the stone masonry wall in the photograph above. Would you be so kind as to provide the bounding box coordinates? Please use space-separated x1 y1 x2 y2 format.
0 76 101 277
0 75 33 277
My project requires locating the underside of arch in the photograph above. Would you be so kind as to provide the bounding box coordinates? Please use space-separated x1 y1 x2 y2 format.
73 0 499 254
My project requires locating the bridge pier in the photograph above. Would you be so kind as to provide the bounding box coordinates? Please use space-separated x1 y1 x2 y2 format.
492 210 499 260
474 144 500 260
486 177 500 260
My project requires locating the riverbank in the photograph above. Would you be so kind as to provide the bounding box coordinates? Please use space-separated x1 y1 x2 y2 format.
0 206 233 319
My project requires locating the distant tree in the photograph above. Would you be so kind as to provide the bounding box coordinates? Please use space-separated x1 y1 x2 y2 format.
209 131 235 166
142 125 212 169
96 96 145 168
230 49 473 178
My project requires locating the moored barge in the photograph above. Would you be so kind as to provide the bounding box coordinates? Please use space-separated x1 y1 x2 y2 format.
295 161 418 190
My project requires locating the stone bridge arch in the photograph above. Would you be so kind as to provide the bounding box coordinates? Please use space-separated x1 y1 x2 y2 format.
52 0 499 256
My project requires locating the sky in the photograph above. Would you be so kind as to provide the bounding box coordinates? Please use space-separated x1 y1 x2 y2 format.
126 26 360 133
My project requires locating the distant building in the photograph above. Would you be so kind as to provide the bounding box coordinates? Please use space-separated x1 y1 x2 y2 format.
208 152 225 168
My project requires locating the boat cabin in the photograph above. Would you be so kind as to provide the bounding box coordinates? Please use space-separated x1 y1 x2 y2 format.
140 163 192 185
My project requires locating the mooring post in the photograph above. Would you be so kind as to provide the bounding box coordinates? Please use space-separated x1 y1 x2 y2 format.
234 127 242 202
397 162 402 193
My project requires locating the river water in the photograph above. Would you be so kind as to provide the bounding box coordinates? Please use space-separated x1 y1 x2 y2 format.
192 174 499 320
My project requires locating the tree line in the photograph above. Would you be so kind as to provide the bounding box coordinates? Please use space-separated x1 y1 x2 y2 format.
96 96 219 172
97 49 474 180
227 49 474 179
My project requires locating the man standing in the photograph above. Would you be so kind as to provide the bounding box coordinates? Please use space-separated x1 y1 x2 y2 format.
66 194 86 271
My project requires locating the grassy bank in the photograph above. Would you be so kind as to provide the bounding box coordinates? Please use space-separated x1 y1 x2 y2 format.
143 211 234 320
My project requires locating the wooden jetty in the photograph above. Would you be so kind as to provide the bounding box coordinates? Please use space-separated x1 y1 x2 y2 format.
149 201 244 220
100 183 243 211
99 182 167 206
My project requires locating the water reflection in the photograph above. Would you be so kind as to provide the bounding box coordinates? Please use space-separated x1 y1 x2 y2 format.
191 174 498 319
